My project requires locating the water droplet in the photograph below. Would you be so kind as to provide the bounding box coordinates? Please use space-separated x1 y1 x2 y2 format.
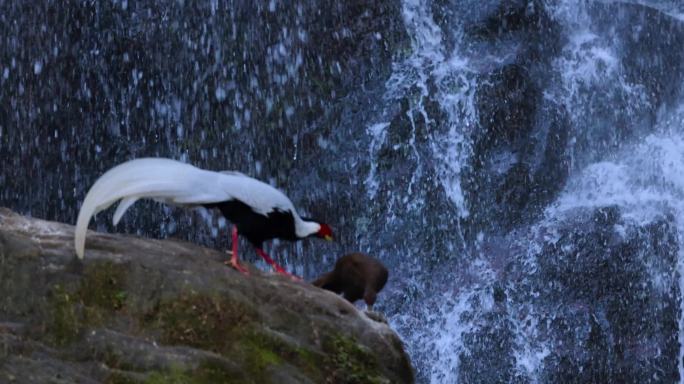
33 61 43 75
215 86 226 101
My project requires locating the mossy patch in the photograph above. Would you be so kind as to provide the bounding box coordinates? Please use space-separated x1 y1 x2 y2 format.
100 345 138 373
241 336 282 372
47 284 81 346
141 291 341 383
46 261 129 345
191 359 243 384
237 328 325 381
322 334 387 384
143 291 255 352
105 360 243 384
142 292 303 382
78 261 128 311
143 366 199 384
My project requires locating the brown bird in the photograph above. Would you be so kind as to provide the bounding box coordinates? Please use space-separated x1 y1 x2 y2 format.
312 252 388 311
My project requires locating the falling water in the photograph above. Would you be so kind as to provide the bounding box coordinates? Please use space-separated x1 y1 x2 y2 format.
375 0 684 382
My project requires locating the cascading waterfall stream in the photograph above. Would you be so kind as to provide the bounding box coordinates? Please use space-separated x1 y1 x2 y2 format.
371 0 483 380
376 0 684 382
386 0 477 216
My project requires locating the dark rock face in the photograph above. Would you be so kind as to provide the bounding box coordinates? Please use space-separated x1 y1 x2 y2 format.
533 208 680 383
459 206 681 384
592 2 684 109
0 209 414 384
457 0 570 234
458 310 523 384
476 64 539 147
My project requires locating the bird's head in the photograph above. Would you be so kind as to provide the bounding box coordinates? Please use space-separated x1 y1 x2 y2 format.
316 223 334 242
298 217 334 241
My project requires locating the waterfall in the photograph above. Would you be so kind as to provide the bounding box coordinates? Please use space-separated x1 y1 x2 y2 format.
380 0 684 382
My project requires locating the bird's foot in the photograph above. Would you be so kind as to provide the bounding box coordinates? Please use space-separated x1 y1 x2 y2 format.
226 259 250 275
224 251 249 275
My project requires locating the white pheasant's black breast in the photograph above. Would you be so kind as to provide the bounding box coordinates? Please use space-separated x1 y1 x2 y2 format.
205 200 298 246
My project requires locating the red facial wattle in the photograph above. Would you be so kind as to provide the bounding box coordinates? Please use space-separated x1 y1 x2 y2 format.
319 223 333 241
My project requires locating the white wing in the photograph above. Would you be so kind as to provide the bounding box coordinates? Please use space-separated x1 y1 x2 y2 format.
74 158 297 259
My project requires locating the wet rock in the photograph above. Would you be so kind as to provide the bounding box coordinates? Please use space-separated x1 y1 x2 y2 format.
458 310 525 384
464 0 557 40
528 207 679 383
456 0 571 233
465 96 571 231
592 2 684 109
458 206 681 383
432 0 560 56
541 212 678 383
0 208 414 384
476 64 538 147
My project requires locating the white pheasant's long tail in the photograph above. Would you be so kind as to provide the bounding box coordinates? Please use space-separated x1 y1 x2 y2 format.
74 158 228 259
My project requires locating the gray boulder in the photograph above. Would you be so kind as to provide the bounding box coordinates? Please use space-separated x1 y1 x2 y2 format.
0 208 413 384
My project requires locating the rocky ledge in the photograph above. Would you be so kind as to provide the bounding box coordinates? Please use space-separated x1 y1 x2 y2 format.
0 208 413 384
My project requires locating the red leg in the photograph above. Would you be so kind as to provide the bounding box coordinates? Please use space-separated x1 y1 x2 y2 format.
255 248 301 280
225 225 249 275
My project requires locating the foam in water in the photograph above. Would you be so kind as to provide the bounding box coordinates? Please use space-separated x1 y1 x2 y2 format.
382 0 684 380
550 0 653 168
376 1 483 380
402 270 494 383
382 0 477 215
365 122 390 199
548 133 684 223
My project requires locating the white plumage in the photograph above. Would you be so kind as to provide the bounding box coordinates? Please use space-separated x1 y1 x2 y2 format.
74 158 309 259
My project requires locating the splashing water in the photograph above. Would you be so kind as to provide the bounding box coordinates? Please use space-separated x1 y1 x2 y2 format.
382 0 684 381
370 1 483 380
380 0 477 216
551 0 652 168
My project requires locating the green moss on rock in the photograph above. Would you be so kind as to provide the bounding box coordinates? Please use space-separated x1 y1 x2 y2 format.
323 334 387 384
78 261 128 310
241 337 282 372
143 367 195 384
106 360 243 384
138 290 394 383
46 261 129 345
236 327 325 381
104 372 141 384
45 268 397 383
192 359 243 384
144 291 255 352
47 284 81 346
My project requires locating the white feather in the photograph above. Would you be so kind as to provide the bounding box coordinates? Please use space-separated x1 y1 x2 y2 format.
113 197 139 225
74 158 305 259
